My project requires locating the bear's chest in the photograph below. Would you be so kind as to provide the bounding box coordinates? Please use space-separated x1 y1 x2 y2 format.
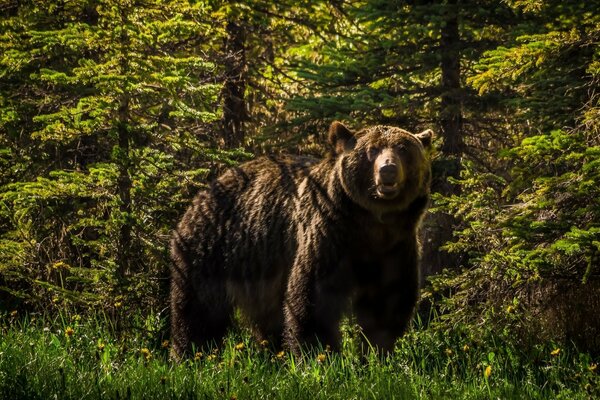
362 224 406 255
348 212 411 256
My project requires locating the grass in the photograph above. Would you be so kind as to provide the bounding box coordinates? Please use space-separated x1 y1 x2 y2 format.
0 310 597 399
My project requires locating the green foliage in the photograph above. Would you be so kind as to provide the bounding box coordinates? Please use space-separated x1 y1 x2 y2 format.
432 126 600 335
469 1 599 130
0 0 248 312
428 0 600 345
283 0 516 140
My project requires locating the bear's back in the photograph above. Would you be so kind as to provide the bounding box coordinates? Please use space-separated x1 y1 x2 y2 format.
177 154 319 275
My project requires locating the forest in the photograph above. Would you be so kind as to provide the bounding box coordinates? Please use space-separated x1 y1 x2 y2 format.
0 0 599 398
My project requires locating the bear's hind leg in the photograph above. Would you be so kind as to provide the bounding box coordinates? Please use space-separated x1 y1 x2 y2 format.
171 279 233 357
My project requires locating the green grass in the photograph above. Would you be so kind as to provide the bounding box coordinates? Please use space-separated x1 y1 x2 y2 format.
0 311 597 399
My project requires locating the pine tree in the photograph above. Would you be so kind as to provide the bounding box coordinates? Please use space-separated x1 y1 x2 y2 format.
0 0 241 311
431 0 600 348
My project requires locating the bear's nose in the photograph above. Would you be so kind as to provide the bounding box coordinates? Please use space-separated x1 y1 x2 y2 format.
379 163 398 184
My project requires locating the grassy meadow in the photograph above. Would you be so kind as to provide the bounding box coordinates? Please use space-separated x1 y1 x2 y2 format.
1 311 597 399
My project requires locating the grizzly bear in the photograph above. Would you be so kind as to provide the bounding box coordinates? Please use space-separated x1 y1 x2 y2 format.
170 121 432 357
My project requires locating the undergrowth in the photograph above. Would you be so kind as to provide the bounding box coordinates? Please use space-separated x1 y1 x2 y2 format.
0 311 597 399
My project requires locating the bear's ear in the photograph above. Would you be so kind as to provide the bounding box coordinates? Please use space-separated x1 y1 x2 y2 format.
415 129 433 149
328 121 356 154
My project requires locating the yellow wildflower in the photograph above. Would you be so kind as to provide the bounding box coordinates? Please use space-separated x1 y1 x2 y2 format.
484 365 492 378
9 310 17 318
65 327 74 337
194 351 203 361
589 363 597 373
506 305 514 313
316 353 326 363
161 340 170 349
463 344 470 352
114 302 122 309
259 339 269 347
97 341 105 351
235 342 245 350
550 348 561 357
445 348 453 356
52 261 66 270
207 354 216 361
140 348 152 360
276 351 285 359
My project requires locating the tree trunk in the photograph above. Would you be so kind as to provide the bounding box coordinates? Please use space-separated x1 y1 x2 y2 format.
420 1 463 287
439 0 463 159
116 5 132 279
116 94 132 278
221 19 247 148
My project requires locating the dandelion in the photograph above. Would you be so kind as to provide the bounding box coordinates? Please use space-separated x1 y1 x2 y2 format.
259 339 269 347
114 302 123 309
65 327 74 338
161 340 170 349
52 261 67 270
445 348 453 356
463 344 470 352
207 354 216 361
276 351 285 359
140 348 152 360
484 365 492 378
317 353 326 363
550 348 561 357
235 342 245 350
588 363 597 373
506 305 514 313
193 351 203 361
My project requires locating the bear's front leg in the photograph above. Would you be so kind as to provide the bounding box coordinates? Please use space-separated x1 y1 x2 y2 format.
353 243 420 354
283 249 347 355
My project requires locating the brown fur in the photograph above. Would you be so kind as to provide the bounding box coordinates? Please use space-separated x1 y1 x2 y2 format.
170 122 432 357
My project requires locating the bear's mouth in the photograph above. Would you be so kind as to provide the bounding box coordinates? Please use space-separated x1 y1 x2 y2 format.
376 182 400 198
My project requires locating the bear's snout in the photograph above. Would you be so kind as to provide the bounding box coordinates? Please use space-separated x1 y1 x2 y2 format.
374 149 404 198
378 163 398 184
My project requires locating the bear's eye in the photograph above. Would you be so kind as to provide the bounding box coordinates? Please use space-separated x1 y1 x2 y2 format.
367 147 379 160
394 144 406 153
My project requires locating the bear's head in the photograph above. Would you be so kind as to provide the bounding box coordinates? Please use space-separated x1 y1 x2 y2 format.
329 121 433 214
